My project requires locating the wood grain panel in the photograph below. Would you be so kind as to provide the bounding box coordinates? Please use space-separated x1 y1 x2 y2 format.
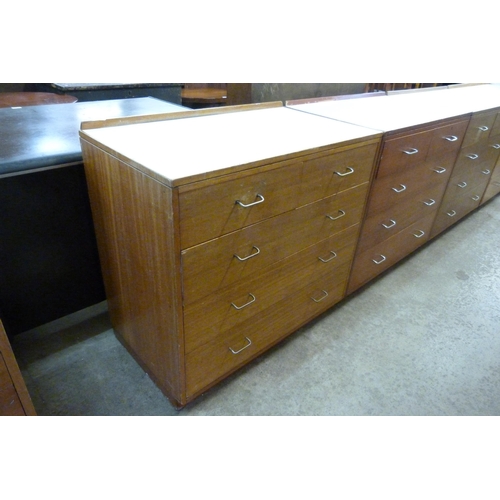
179 141 379 249
81 140 185 404
347 212 436 293
185 262 351 398
184 224 360 353
181 183 368 305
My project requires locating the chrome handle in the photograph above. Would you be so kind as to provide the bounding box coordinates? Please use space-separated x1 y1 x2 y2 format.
334 166 354 177
372 255 386 265
472 195 480 201
382 219 397 229
492 144 500 149
478 126 489 131
482 169 491 175
326 209 346 221
443 135 458 142
392 184 407 193
234 246 260 261
231 293 256 310
235 193 265 208
457 181 467 188
432 167 447 174
447 210 457 217
311 290 329 303
402 148 419 155
467 154 479 160
229 337 252 354
413 230 425 238
318 251 337 263
423 198 436 206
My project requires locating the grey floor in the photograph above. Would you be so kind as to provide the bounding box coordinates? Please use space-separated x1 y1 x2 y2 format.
11 195 500 416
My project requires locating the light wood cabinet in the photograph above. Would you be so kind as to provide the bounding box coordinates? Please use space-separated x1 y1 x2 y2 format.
79 103 381 407
287 93 470 293
0 320 36 416
432 107 500 236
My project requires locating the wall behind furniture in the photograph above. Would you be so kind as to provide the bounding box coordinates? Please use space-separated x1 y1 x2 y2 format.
251 83 366 103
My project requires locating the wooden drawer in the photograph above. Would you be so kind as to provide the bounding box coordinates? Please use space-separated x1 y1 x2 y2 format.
358 182 444 253
184 224 359 353
366 161 449 215
377 120 467 179
426 119 469 158
462 110 499 148
347 212 436 293
185 262 351 398
482 156 500 203
178 142 378 249
430 179 485 237
181 183 368 305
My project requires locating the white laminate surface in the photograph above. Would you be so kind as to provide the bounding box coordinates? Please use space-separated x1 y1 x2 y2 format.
288 84 500 132
80 106 380 186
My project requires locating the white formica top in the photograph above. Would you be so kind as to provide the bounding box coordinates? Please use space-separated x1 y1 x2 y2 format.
288 84 500 133
80 105 381 187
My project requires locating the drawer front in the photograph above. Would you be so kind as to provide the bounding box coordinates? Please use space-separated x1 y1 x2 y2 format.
366 160 449 215
378 130 434 178
298 143 379 206
181 183 368 305
184 224 359 353
376 120 466 180
426 120 469 158
185 262 351 398
178 158 304 249
347 213 436 293
430 188 481 237
482 157 500 203
462 110 499 148
178 142 379 249
357 182 444 253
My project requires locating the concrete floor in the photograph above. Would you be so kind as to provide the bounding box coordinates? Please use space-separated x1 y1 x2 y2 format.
11 195 500 416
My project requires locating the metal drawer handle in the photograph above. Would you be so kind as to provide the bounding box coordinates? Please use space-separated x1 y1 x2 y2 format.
229 337 252 354
472 195 480 201
457 181 467 188
334 166 355 177
423 198 436 206
447 210 457 217
432 167 447 174
311 290 329 303
443 135 458 142
231 293 256 310
372 255 387 265
326 209 346 221
482 169 491 175
235 193 265 208
467 154 479 160
234 246 260 261
492 144 500 149
478 126 489 131
382 219 397 229
392 184 407 193
402 148 419 155
413 230 425 238
318 251 337 263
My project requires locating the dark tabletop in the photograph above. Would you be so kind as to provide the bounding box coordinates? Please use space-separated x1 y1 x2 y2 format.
0 97 186 176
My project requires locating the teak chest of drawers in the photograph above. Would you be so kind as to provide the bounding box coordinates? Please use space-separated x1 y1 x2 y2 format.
287 84 500 293
79 103 382 406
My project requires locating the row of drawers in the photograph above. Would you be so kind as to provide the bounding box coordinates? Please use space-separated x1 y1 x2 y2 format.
348 118 469 292
178 142 379 249
179 142 379 396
